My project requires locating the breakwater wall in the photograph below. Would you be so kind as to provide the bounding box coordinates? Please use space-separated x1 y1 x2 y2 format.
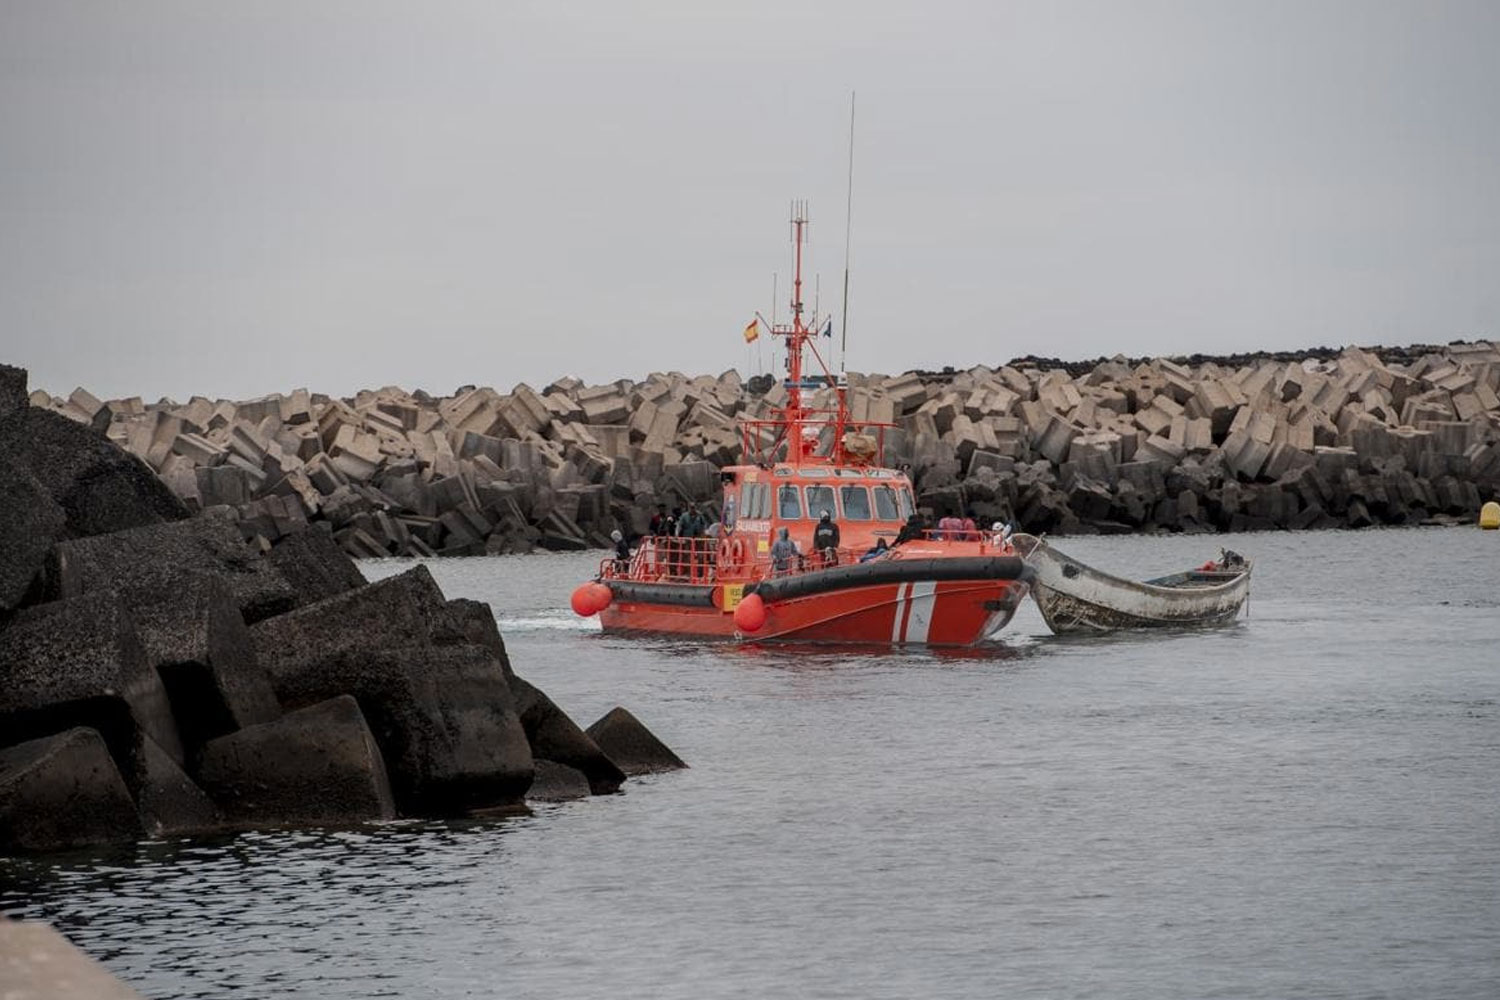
25 341 1500 554
2 363 685 855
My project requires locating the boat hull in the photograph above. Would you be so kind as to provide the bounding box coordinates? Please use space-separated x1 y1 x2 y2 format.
1012 534 1250 634
598 575 1029 646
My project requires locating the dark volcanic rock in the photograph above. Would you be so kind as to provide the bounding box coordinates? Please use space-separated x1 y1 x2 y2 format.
0 727 142 853
0 592 184 774
585 707 688 776
249 567 534 811
0 405 188 536
248 565 450 675
196 695 397 825
511 677 624 795
0 459 65 612
136 732 221 836
527 760 592 802
439 598 516 679
264 525 367 608
0 363 25 417
133 575 281 755
270 643 533 814
46 513 297 624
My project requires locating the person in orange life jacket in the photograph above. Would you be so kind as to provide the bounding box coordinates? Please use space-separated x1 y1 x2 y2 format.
812 509 840 564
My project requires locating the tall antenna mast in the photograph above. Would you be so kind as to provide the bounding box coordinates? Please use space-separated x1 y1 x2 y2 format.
839 91 856 374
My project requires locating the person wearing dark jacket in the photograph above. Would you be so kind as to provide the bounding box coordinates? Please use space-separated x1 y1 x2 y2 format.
812 509 841 564
894 513 926 546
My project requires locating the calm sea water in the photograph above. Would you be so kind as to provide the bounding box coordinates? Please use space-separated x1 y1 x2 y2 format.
4 527 1499 1000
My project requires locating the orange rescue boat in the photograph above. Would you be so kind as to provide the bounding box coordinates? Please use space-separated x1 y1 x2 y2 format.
572 207 1031 645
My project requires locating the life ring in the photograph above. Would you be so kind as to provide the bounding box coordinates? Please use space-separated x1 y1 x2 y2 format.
718 536 746 571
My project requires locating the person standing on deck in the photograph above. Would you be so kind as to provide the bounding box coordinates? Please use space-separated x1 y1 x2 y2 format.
770 527 799 575
812 509 841 565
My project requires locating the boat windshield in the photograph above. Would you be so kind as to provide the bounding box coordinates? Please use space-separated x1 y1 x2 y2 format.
872 485 900 521
806 484 835 520
840 485 872 520
777 484 803 520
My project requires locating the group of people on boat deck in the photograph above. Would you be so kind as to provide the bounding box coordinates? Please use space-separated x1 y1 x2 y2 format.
648 503 712 539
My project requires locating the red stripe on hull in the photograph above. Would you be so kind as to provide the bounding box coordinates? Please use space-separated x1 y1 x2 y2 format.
598 579 1027 647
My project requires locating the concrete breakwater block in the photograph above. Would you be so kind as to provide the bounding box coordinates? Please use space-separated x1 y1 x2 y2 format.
526 759 593 802
0 592 184 773
131 575 282 753
134 730 222 836
0 458 66 613
0 920 148 999
196 695 397 824
0 728 141 853
1 405 188 537
510 676 624 795
46 514 298 625
249 572 534 812
262 522 368 606
585 707 688 776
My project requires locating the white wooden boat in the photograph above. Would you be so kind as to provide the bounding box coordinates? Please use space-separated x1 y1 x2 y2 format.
1010 533 1251 634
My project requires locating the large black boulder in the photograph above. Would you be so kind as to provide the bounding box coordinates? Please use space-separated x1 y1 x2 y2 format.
440 598 516 679
249 567 535 811
196 695 396 825
264 525 368 608
0 363 25 418
527 759 592 802
265 641 532 814
511 677 624 795
46 513 297 624
0 592 184 775
0 727 142 853
135 731 221 836
132 574 282 756
248 565 449 670
0 405 188 537
585 707 688 775
0 459 66 612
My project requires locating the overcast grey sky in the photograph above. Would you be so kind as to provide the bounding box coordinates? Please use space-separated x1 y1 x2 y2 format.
2 1 1497 400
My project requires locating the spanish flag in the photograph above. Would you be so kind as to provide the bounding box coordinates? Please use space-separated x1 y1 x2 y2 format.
742 318 760 343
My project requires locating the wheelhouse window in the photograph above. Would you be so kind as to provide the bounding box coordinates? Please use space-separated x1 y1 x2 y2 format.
777 484 803 520
872 485 900 521
805 485 835 520
897 487 915 520
741 483 770 520
839 485 872 520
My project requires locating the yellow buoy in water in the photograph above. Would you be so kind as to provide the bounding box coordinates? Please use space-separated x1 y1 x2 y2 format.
1482 501 1500 530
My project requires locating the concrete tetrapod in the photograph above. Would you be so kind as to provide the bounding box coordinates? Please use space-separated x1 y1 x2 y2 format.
585 707 688 776
0 728 141 853
196 695 396 824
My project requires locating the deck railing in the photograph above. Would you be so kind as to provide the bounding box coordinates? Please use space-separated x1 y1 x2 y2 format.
598 528 1019 585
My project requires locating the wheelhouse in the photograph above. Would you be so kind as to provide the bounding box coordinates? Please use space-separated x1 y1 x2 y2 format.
721 462 915 559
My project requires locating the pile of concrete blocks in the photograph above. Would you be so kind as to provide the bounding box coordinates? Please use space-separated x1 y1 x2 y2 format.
882 341 1500 534
26 341 1500 547
1 363 686 855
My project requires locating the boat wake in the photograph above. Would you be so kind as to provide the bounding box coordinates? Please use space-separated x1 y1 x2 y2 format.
498 612 600 633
